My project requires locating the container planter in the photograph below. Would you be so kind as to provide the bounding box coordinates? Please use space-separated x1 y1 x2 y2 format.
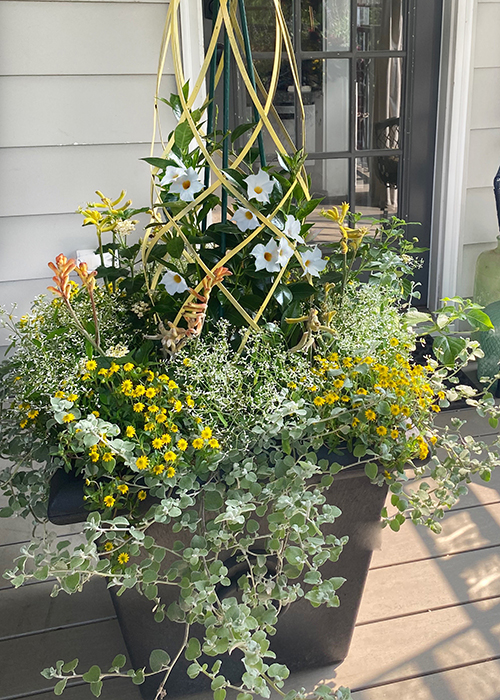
48 450 388 698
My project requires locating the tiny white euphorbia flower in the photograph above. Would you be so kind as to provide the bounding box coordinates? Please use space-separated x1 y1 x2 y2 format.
245 169 274 204
283 215 304 244
300 246 327 277
161 270 189 295
233 208 260 232
170 167 204 202
277 238 294 266
251 240 280 273
163 165 186 185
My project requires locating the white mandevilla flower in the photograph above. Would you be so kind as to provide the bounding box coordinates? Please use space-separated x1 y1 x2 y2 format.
233 208 260 232
245 169 274 204
300 246 327 277
283 215 304 244
163 165 186 186
169 167 204 202
277 238 294 266
161 270 189 295
251 240 280 273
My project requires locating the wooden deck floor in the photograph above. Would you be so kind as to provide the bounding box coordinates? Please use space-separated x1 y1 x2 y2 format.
1 407 500 700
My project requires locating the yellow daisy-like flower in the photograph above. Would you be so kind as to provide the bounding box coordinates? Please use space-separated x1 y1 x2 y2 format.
171 424 179 433
90 452 99 463
98 368 109 378
123 363 134 372
287 382 297 389
376 425 387 436
390 429 399 439
437 391 446 400
166 466 176 478
54 390 65 398
183 358 192 367
161 434 172 445
148 405 159 413
390 337 399 347
138 490 147 501
158 374 169 383
145 387 157 399
63 413 75 423
431 404 441 413
168 380 178 390
109 363 120 375
136 455 149 470
156 413 167 424
92 410 100 418
145 370 155 382
177 438 188 451
117 484 129 494
352 417 360 427
186 395 195 408
194 417 202 424
341 396 350 403
153 464 165 475
152 438 163 449
313 396 326 407
356 388 368 396
144 422 155 432
133 402 145 413
27 410 39 419
208 438 220 449
82 374 91 381
104 541 114 552
118 552 129 565
365 409 376 421
86 360 97 371
125 426 136 438
134 385 146 397
201 427 212 440
325 393 339 404
163 450 177 462
430 435 438 445
67 394 78 402
173 400 182 412
192 438 204 449
390 405 400 416
102 452 113 462
121 380 134 395
402 406 411 417
104 495 115 508
20 419 28 429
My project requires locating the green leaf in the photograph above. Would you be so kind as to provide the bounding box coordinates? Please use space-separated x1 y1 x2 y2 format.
132 669 145 685
174 121 193 151
0 507 13 518
62 658 79 673
110 655 126 670
296 198 323 219
142 157 171 169
364 462 378 480
82 665 101 683
149 649 171 673
187 663 201 678
204 490 223 511
166 237 185 259
284 546 304 566
54 679 68 695
433 336 467 366
389 519 400 532
231 122 257 143
466 307 494 331
90 681 103 698
353 443 366 458
287 281 316 300
185 637 202 660
214 688 227 700
274 284 293 307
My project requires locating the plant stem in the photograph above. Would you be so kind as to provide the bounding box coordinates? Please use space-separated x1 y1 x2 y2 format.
154 623 190 700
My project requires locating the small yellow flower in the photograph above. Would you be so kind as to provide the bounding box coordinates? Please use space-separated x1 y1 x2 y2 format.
54 390 65 398
437 391 446 400
430 435 438 445
82 374 91 381
134 385 146 397
152 438 163 449
177 438 188 451
144 422 155 432
201 427 212 440
145 370 155 382
325 393 339 404
365 409 376 421
166 466 176 478
136 455 149 470
118 552 129 565
402 406 411 417
186 395 195 408
20 419 28 429
376 425 387 436
86 360 97 371
63 413 75 423
98 368 109 377
168 380 178 390
148 404 159 413
183 358 192 367
313 396 326 407
138 490 147 501
90 452 99 463
156 413 167 424
109 363 120 375
158 374 169 383
102 452 113 462
145 387 157 399
123 363 134 372
352 417 360 427
171 424 178 433
390 405 400 416
117 484 129 494
104 495 115 507
208 438 220 449
104 541 114 552
287 382 297 389
356 388 368 396
125 426 136 438
161 434 172 445
67 393 78 402
133 402 145 413
121 380 134 395
390 429 399 439
27 410 39 420
431 404 441 413
153 464 165 475
192 438 204 449
390 338 399 347
163 450 177 462
173 400 182 412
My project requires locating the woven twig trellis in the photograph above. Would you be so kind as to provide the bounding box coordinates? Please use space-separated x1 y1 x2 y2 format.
142 0 312 344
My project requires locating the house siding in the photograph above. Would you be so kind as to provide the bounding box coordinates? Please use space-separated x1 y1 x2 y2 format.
0 0 176 349
457 0 500 298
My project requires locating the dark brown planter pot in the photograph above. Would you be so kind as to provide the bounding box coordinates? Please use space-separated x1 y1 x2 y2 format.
107 454 388 699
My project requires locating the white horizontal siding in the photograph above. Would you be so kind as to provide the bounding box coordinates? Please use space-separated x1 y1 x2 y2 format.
0 2 172 75
466 128 500 189
0 75 176 147
470 68 500 129
474 4 500 68
463 188 499 245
